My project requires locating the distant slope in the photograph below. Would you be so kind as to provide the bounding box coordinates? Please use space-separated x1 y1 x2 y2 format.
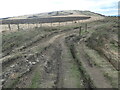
3 10 104 20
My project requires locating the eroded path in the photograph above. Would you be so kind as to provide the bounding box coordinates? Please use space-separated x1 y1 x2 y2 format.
75 42 112 88
8 28 83 88
2 17 117 88
2 26 82 88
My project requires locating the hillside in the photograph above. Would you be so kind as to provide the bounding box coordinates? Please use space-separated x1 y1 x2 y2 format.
1 10 105 32
2 10 104 20
0 10 118 89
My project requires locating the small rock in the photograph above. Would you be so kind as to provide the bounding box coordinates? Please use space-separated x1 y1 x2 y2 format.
28 62 32 65
44 61 47 67
32 62 36 65
41 55 44 57
10 65 15 68
26 59 29 62
36 59 39 62
1 79 5 83
14 69 19 72
27 69 30 72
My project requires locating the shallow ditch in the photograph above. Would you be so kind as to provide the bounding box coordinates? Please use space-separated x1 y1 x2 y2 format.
65 36 96 89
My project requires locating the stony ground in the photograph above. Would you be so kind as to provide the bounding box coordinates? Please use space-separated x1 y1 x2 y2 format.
1 17 118 89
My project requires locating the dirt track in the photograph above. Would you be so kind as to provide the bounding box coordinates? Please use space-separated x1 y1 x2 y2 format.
2 27 82 88
1 16 118 88
14 28 83 88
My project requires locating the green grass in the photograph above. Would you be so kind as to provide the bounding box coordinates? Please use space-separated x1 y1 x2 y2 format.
2 23 78 56
2 28 45 55
71 62 84 88
60 41 84 88
65 38 95 88
84 45 118 88
2 52 22 65
2 26 59 56
29 70 41 88
67 47 84 88
103 72 117 88
2 21 89 56
6 77 19 88
109 43 118 53
73 45 96 88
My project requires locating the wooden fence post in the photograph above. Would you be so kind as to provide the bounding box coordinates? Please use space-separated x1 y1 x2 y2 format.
8 24 11 30
17 24 20 31
79 26 81 36
39 22 40 27
85 24 87 32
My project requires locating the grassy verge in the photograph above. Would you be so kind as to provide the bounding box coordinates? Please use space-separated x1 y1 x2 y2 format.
69 44 96 88
65 36 96 88
71 61 83 88
2 27 47 56
6 78 19 88
67 46 84 88
29 70 41 88
84 45 118 88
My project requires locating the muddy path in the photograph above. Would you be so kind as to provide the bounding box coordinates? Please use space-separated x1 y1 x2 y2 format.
14 43 62 88
65 34 116 88
2 17 117 88
75 43 112 88
14 34 83 88
2 27 81 88
2 28 78 72
58 37 84 88
8 29 81 88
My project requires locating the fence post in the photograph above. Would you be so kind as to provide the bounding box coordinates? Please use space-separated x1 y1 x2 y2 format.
79 26 81 36
85 24 87 32
17 24 20 31
8 24 11 30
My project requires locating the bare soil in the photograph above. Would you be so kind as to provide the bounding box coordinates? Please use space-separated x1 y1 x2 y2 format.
1 17 118 89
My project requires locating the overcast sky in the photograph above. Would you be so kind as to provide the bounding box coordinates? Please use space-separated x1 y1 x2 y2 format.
0 0 119 18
